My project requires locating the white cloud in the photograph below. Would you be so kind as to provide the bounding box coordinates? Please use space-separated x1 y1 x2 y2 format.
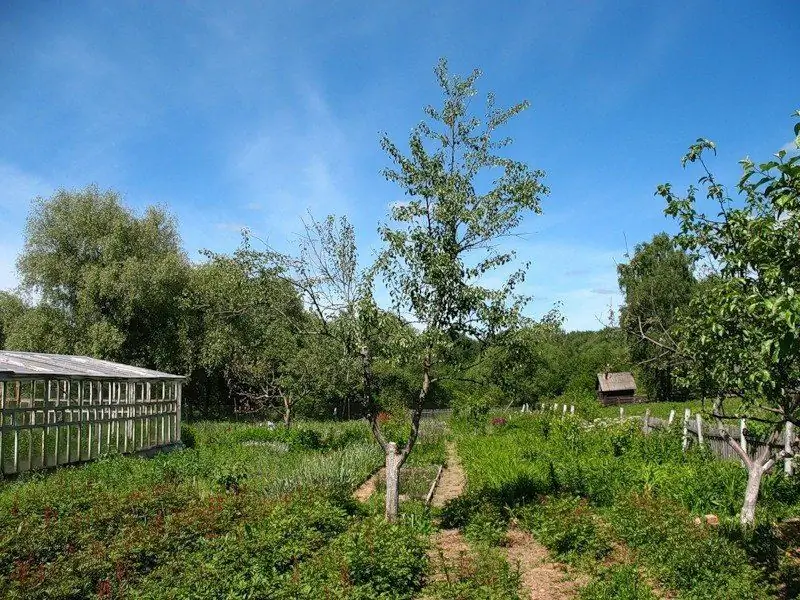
227 83 358 242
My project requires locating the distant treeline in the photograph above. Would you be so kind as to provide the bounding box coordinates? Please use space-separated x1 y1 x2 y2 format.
0 186 633 420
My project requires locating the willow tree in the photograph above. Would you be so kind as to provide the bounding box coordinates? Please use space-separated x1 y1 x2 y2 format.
376 58 547 518
658 112 800 525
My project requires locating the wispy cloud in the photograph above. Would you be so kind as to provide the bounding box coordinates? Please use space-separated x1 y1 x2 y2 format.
227 82 358 242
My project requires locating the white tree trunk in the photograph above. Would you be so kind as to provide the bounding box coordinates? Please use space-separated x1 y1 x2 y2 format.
385 442 400 522
740 463 764 526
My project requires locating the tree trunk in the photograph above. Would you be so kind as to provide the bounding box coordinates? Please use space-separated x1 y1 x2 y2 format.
740 463 764 526
385 442 400 522
283 395 292 429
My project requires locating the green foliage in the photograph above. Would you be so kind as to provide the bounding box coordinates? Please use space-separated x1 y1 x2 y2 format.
379 58 546 352
0 420 389 599
516 496 612 563
12 185 190 372
425 546 522 600
579 565 658 600
618 233 696 401
658 114 800 426
463 504 508 547
454 413 799 597
610 492 771 599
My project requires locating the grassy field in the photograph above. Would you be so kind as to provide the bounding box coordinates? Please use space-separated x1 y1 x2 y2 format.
448 412 800 599
1 413 798 599
0 419 443 600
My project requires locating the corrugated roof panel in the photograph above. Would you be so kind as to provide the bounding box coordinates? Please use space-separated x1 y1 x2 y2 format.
0 351 184 380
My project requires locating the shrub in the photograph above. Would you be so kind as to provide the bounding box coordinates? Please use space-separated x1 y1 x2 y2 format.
425 545 521 600
608 492 772 599
180 423 196 449
579 565 657 600
516 496 612 563
463 504 508 547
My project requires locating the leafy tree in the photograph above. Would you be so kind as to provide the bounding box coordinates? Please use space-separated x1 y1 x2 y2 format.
618 233 696 401
0 292 26 349
376 58 547 518
477 309 569 404
657 112 800 525
16 185 190 371
187 244 329 426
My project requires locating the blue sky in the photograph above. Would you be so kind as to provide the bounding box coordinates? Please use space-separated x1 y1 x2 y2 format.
1 1 798 330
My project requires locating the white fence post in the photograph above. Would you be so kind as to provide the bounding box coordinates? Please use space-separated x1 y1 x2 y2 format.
562 404 567 416
785 422 794 476
668 409 675 426
740 419 747 458
619 406 624 418
696 413 704 447
682 409 691 451
570 405 575 415
643 408 651 434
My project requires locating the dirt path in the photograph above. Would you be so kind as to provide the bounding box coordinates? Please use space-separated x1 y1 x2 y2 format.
505 526 583 600
353 467 384 502
427 440 580 600
431 441 466 507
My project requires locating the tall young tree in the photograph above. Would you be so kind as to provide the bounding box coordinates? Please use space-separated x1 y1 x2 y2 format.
618 233 696 401
376 58 547 518
657 113 800 525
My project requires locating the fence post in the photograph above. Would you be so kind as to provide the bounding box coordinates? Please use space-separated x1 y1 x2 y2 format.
643 409 651 434
785 422 794 476
570 405 575 415
562 404 567 416
619 406 624 418
740 419 747 458
682 409 691 451
696 413 704 447
668 409 675 426
553 403 557 412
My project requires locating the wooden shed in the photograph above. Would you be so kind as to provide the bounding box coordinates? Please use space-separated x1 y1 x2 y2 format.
0 351 183 475
596 371 637 406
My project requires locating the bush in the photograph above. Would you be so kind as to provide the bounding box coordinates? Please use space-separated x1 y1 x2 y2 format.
609 492 772 599
579 565 657 600
463 503 508 547
180 423 196 448
516 496 612 563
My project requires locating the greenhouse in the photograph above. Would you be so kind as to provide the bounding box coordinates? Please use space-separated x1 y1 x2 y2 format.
0 351 183 475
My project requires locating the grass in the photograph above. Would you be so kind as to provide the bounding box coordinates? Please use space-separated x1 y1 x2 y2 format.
449 412 800 599
0 419 436 600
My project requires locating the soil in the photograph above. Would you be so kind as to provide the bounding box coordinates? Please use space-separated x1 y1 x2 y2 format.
353 467 384 502
431 442 466 508
505 526 584 600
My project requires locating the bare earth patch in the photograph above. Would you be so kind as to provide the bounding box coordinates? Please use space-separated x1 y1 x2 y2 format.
505 526 584 600
353 467 384 502
431 441 466 507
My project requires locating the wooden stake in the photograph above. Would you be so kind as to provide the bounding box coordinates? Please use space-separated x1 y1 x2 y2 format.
740 419 747 458
785 422 794 476
668 409 675 426
696 413 704 446
682 408 691 451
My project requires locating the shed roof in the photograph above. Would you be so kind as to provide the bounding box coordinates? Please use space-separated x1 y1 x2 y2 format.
0 351 184 380
596 371 636 393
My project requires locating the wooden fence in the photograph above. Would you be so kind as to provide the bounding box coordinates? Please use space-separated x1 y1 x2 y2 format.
639 408 797 475
525 402 796 476
0 378 182 475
